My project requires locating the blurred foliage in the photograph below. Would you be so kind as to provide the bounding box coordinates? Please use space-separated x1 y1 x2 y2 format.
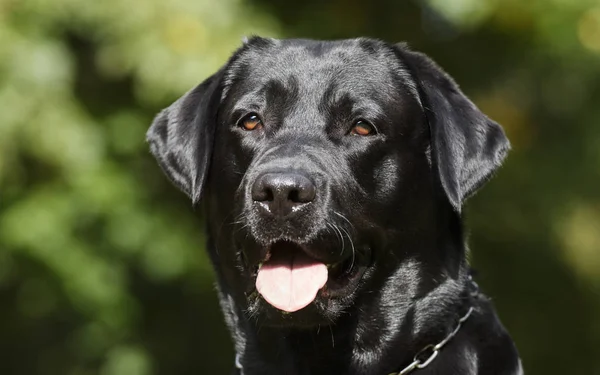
0 0 599 374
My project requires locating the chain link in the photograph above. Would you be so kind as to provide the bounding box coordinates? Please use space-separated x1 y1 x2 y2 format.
235 353 244 375
388 306 474 375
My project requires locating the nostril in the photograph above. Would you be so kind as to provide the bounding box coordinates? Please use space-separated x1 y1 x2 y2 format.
264 187 274 202
252 177 272 202
288 189 301 203
253 188 273 202
291 182 316 203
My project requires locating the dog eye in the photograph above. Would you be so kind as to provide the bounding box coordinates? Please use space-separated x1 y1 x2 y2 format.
239 113 263 131
350 120 376 136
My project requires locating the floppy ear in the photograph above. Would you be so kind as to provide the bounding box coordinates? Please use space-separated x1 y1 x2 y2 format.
146 69 224 203
395 45 510 212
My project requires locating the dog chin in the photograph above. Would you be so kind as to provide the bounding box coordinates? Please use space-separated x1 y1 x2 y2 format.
249 298 337 328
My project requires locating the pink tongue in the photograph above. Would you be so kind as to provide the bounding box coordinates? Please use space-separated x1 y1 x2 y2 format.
256 250 328 312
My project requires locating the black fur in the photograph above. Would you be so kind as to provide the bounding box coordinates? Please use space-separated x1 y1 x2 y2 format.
147 37 521 375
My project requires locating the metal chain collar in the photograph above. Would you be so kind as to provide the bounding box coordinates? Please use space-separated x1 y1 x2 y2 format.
388 276 479 375
387 306 474 375
235 279 479 375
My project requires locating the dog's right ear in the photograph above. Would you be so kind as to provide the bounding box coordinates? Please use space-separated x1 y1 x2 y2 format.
146 69 225 204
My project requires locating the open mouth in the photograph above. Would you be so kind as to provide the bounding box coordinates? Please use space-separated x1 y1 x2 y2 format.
251 241 370 312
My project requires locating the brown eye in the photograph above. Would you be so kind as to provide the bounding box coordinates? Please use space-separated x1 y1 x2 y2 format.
350 120 376 136
239 113 263 131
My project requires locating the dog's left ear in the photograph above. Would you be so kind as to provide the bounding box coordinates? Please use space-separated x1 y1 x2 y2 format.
146 69 225 204
395 44 510 212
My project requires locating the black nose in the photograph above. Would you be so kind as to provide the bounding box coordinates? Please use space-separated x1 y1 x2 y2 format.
251 173 316 217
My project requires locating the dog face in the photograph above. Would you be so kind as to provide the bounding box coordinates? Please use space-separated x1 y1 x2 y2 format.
147 37 509 327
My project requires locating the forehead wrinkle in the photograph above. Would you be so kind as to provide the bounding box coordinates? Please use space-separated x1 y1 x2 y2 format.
323 87 388 116
262 77 299 119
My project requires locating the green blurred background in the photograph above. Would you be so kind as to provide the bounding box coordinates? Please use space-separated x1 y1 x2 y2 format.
1 0 599 374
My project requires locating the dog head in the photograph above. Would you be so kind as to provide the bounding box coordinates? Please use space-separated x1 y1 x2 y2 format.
147 37 509 327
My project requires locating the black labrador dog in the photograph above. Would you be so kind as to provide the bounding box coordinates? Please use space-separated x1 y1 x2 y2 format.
146 37 522 375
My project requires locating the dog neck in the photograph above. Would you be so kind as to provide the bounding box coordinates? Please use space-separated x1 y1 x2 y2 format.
219 258 473 375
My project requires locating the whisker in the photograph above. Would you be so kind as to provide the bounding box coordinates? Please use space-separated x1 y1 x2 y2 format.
333 211 355 233
327 221 345 256
338 225 356 271
325 222 340 248
329 325 335 348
